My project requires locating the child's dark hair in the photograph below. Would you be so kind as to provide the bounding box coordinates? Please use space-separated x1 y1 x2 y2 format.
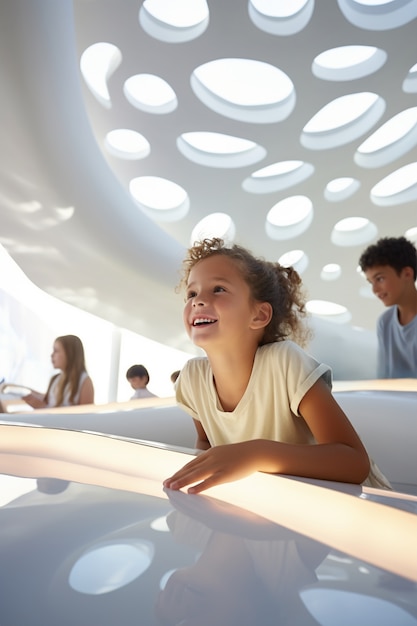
179 238 311 347
359 236 417 280
126 364 150 383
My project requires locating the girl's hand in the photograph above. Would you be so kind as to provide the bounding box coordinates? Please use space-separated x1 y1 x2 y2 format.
163 442 258 494
22 392 46 409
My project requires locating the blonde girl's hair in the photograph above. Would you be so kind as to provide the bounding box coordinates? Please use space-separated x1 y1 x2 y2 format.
179 238 312 347
46 335 87 406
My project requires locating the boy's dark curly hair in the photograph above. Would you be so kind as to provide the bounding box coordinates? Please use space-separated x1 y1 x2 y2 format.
359 236 417 280
178 238 311 347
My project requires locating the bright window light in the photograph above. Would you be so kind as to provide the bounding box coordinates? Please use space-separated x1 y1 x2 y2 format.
304 92 379 133
250 0 309 18
268 196 312 226
331 217 377 246
130 176 187 211
194 58 292 106
278 249 309 274
80 43 122 108
249 0 314 35
181 132 256 155
129 176 189 221
316 45 377 69
105 129 150 160
191 212 235 245
266 196 313 240
243 161 314 194
301 92 385 149
405 226 417 243
403 63 417 93
124 74 177 114
325 178 360 202
312 46 386 81
141 0 209 28
358 108 417 152
338 0 417 30
191 58 295 123
355 107 417 168
139 0 209 42
253 161 304 177
321 264 342 281
306 299 351 323
177 132 265 167
327 177 355 193
371 162 417 205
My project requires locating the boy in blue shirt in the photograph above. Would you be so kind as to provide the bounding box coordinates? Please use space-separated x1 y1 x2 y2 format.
359 236 417 379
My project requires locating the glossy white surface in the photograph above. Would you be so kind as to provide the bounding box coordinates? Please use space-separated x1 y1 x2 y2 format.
0 423 416 625
2 388 416 494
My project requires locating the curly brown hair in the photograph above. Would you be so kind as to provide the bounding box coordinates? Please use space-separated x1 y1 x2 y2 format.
178 238 311 347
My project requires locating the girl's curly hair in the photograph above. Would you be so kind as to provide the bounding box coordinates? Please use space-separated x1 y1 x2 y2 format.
178 238 312 347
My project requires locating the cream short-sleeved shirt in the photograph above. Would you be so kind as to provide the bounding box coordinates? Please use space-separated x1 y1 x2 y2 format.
176 341 331 447
176 341 392 490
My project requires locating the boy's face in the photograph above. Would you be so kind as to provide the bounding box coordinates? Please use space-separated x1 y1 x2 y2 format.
364 264 410 307
128 376 147 390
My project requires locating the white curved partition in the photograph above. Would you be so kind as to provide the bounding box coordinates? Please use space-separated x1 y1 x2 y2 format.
334 390 417 495
1 390 416 494
0 398 196 451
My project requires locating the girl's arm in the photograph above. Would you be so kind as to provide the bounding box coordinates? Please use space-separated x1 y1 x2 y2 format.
164 378 370 494
78 376 94 405
193 419 211 450
22 390 47 409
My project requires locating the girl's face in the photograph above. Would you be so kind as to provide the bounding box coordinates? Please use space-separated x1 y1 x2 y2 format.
183 254 265 350
51 341 67 371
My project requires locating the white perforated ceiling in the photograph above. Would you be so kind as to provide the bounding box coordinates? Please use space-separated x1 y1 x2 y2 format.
76 0 417 328
0 0 416 352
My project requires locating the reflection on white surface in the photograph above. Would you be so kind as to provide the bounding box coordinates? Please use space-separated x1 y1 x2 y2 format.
69 541 154 594
300 588 417 626
0 475 36 507
150 515 170 532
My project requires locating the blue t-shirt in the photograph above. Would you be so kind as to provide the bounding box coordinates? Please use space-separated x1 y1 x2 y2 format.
377 306 417 378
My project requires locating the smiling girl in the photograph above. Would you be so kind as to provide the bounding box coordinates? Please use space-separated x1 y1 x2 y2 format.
164 238 390 494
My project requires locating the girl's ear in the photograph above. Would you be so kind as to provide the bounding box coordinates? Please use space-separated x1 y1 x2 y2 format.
251 302 272 329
